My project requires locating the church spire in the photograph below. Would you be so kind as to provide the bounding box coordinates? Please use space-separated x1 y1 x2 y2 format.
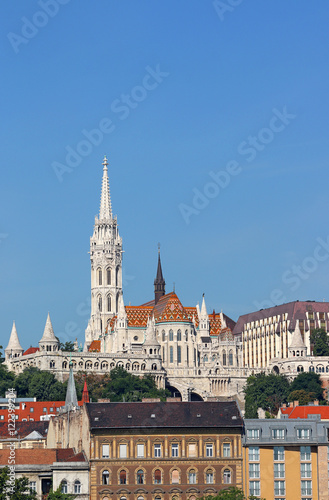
5 321 23 360
64 359 78 411
81 378 90 404
99 156 112 221
154 244 165 305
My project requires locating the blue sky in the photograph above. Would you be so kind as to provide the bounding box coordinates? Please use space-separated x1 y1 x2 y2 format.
1 1 329 350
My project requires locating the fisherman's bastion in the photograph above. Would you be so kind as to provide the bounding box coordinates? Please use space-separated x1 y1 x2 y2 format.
5 157 329 403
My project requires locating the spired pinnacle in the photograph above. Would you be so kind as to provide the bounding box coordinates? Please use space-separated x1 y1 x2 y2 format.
99 156 113 220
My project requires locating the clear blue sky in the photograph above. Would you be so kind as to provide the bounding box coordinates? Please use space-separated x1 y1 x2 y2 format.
1 1 329 350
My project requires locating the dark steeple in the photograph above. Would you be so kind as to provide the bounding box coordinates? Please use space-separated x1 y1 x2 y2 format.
154 244 166 305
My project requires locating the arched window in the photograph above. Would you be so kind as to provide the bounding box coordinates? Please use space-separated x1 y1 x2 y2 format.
162 330 165 341
171 469 180 484
154 469 162 484
309 366 314 372
98 268 102 286
137 469 144 484
107 295 111 312
169 330 174 341
223 350 226 366
206 470 214 484
204 355 208 362
185 329 188 340
188 469 196 484
229 350 233 366
177 330 181 341
102 470 110 485
119 470 126 484
107 268 111 285
98 295 102 312
116 266 120 286
223 469 231 484
61 481 67 494
170 346 174 363
177 346 181 364
74 480 81 494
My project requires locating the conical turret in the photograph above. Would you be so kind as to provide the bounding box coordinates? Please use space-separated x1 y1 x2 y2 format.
81 378 90 404
64 359 78 411
289 320 306 357
5 321 23 360
38 313 60 352
199 294 210 333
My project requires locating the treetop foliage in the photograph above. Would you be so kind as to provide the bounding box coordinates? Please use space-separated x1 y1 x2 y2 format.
311 328 329 356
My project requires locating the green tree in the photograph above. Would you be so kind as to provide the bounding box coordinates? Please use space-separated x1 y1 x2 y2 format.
0 467 37 499
47 484 76 499
289 371 324 402
199 486 264 499
288 389 316 405
244 372 290 418
59 341 76 352
0 363 16 397
311 328 329 356
14 367 66 401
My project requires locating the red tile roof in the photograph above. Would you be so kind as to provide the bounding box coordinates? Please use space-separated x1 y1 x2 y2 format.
0 448 86 465
281 404 329 420
88 340 101 352
0 421 49 439
0 400 83 423
23 347 39 356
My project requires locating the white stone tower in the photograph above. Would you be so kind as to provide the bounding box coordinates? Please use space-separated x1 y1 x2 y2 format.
85 156 123 348
5 321 24 361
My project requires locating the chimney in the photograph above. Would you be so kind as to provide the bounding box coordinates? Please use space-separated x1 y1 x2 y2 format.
293 400 299 407
282 403 286 409
314 400 319 406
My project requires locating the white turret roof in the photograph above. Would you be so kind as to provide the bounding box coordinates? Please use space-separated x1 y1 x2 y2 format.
200 294 208 319
5 321 23 352
289 321 306 349
117 292 127 320
144 316 159 346
39 313 57 343
99 156 112 221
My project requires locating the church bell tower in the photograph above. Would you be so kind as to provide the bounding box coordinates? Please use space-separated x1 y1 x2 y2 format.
85 156 123 347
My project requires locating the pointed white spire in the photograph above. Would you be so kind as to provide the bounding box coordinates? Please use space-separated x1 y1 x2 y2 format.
144 315 159 346
200 294 208 318
99 156 112 220
5 321 23 352
196 303 201 321
40 313 57 342
117 292 127 320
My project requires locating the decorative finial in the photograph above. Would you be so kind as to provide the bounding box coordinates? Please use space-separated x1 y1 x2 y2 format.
173 282 175 293
102 156 108 169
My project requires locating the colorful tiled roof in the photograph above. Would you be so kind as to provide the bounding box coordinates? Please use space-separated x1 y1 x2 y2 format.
88 340 101 352
153 292 191 323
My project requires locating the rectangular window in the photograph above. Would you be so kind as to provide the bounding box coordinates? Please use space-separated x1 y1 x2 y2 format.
206 443 213 457
43 407 47 413
247 428 260 439
29 482 36 492
119 444 127 458
188 443 197 458
102 444 109 458
177 345 181 364
189 471 196 484
274 463 285 478
301 480 312 496
171 443 179 457
274 480 285 496
223 443 231 457
249 481 260 497
249 446 260 461
274 446 285 461
137 444 145 458
300 446 311 461
249 463 260 479
30 408 34 413
272 428 285 439
170 346 173 363
297 428 310 439
154 443 161 458
301 462 312 478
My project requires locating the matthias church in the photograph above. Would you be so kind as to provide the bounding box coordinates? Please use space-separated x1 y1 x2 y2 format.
5 158 329 403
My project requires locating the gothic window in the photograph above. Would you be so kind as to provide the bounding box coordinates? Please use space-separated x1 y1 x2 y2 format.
229 350 233 366
107 295 111 312
102 470 110 485
162 330 165 341
98 295 102 312
204 355 208 362
186 346 189 365
177 346 181 364
170 346 174 363
107 268 111 285
223 350 227 366
177 329 182 341
98 268 102 286
185 329 188 340
169 330 174 341
188 469 196 484
116 266 119 286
